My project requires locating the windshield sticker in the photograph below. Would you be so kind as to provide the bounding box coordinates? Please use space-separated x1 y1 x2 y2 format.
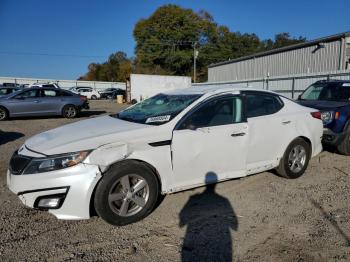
342 83 350 86
145 115 171 123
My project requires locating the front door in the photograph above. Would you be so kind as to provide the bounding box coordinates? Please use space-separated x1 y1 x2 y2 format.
171 95 248 190
7 89 42 116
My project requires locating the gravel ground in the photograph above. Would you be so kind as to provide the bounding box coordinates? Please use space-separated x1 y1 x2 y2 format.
0 100 349 261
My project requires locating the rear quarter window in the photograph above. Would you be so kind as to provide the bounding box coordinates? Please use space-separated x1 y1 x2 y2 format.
244 92 284 118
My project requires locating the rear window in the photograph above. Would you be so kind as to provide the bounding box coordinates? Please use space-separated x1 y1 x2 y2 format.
60 90 73 96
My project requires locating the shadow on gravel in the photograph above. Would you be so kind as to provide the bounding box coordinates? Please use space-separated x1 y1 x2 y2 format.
179 172 238 262
309 197 350 247
79 110 106 117
7 110 107 120
0 131 24 146
322 144 338 154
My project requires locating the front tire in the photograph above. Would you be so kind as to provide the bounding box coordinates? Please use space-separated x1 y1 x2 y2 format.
62 105 78 118
91 95 97 100
0 106 8 121
94 161 159 226
337 132 350 155
276 138 311 179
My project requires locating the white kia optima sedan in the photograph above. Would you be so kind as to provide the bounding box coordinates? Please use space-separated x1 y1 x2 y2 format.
7 86 323 225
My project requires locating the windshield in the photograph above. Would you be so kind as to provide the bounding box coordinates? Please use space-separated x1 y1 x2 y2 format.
115 93 201 125
301 83 350 101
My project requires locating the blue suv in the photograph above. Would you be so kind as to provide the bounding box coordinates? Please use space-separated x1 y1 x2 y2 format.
297 80 350 155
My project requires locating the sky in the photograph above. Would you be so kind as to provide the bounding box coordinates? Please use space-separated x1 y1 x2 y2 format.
0 0 349 80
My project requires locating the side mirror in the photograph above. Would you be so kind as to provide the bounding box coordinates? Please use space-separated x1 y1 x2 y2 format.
297 94 301 100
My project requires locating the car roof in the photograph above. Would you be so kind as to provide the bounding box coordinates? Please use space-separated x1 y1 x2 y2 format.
22 87 74 93
315 79 350 84
165 85 278 96
0 87 20 91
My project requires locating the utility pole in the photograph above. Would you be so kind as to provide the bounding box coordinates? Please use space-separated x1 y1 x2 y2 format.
193 42 198 83
160 40 199 82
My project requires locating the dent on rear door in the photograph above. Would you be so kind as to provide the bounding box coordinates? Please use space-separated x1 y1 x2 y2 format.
246 113 295 169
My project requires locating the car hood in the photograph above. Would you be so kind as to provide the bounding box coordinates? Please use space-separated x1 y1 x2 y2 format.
24 115 155 155
297 100 349 111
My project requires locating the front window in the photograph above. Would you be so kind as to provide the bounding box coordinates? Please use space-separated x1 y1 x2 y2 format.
177 96 243 130
115 93 201 125
300 83 350 101
14 89 38 98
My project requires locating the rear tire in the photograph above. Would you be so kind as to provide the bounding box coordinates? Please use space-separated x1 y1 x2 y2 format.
91 95 97 100
276 138 311 179
94 161 159 226
337 132 350 156
0 106 8 121
62 105 78 118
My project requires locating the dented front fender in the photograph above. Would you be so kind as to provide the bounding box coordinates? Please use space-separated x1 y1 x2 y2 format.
85 142 130 172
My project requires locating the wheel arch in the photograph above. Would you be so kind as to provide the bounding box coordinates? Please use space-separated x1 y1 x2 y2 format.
298 136 312 156
277 135 313 164
0 105 9 117
89 158 163 217
61 103 78 116
61 103 76 112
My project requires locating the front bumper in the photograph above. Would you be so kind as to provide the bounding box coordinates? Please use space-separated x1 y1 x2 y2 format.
322 128 347 146
7 163 102 220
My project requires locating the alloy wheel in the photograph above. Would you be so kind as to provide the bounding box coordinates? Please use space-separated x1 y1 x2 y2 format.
0 109 6 120
65 106 76 118
288 145 307 173
108 174 150 217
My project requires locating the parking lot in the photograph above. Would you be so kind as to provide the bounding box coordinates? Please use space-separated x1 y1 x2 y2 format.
0 100 349 261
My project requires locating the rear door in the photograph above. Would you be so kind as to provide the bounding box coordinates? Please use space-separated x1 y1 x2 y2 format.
38 89 63 114
242 91 294 172
171 94 248 189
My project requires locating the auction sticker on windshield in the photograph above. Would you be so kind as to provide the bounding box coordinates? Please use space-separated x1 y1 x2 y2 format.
145 115 171 123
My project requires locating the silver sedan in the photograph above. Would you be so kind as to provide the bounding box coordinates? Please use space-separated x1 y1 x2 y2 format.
0 87 89 120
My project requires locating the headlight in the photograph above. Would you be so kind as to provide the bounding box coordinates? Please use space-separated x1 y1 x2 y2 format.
23 151 90 174
320 111 334 125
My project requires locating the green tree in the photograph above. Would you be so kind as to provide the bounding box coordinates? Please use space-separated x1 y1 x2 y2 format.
133 4 286 81
79 51 132 82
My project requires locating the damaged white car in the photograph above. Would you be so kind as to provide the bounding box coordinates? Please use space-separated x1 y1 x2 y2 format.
7 86 323 225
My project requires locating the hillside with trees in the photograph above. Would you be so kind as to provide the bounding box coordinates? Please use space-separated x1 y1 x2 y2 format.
79 4 305 82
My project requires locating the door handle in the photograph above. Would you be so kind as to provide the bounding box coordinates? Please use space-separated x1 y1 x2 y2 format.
231 132 246 137
282 120 291 125
33 100 40 103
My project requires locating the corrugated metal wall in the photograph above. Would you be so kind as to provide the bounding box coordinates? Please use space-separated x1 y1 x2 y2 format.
208 40 342 82
194 70 350 99
0 76 126 91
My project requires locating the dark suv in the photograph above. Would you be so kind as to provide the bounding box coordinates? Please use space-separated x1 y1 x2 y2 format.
297 80 350 155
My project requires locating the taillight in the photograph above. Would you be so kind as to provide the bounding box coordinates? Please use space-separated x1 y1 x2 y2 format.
311 111 321 119
80 96 87 101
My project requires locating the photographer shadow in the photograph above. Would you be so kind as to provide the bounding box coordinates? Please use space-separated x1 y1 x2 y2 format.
179 172 238 262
